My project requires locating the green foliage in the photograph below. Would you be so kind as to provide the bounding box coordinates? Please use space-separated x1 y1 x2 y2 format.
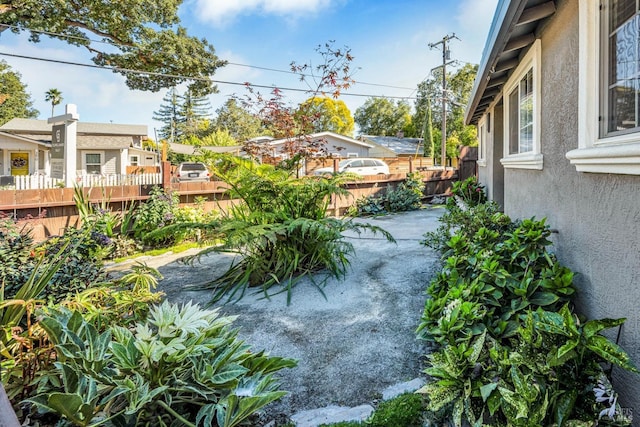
0 60 39 125
133 186 179 243
354 97 412 136
348 172 425 216
29 301 297 426
297 96 355 136
151 156 395 304
367 393 425 427
416 195 638 426
2 1 225 94
214 98 265 143
44 88 63 117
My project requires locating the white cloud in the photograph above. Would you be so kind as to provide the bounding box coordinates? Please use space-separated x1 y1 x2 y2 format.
195 0 332 26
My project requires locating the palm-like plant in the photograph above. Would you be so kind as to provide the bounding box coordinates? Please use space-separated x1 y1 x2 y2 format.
44 88 63 117
148 156 395 304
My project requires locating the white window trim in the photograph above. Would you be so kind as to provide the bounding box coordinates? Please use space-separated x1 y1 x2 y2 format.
477 115 487 167
82 150 104 175
501 39 543 170
567 2 640 175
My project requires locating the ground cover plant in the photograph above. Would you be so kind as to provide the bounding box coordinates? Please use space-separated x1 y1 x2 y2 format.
0 213 296 426
417 177 638 426
149 156 395 304
347 172 425 216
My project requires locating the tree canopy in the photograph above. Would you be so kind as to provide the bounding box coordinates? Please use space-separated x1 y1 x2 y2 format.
1 0 226 95
153 87 211 142
213 98 265 143
354 97 411 136
0 60 38 125
296 96 354 136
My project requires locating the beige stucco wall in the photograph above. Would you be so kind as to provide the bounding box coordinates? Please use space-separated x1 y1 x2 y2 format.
496 0 640 418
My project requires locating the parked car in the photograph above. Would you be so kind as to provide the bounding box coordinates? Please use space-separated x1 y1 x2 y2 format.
313 158 390 176
175 162 210 182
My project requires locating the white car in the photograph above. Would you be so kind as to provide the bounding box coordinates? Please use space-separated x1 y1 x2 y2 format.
175 162 210 182
314 158 390 176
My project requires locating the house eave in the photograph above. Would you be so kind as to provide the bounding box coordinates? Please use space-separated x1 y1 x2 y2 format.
465 0 556 125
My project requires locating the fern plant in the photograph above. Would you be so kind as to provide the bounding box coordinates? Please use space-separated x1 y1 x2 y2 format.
148 156 395 304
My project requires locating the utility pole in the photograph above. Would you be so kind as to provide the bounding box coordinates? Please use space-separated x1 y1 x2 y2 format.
429 33 459 168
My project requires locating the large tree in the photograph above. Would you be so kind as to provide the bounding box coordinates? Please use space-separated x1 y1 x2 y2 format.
0 60 38 125
354 97 411 136
296 96 354 136
213 98 264 143
1 0 226 95
153 87 211 142
413 63 478 150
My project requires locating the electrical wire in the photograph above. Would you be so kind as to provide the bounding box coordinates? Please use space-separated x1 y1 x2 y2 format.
1 24 417 92
0 51 417 100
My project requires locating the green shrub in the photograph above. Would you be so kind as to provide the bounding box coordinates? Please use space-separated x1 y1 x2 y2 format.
348 172 425 216
0 213 36 298
367 393 425 427
133 185 180 244
417 196 638 426
28 301 297 427
150 156 395 304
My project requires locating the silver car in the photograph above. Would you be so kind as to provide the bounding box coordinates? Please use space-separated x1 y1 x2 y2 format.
314 158 390 176
176 162 210 182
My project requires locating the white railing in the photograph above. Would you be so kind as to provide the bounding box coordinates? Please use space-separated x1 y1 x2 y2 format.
11 173 161 190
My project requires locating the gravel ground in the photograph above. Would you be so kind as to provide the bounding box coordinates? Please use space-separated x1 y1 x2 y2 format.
115 208 444 425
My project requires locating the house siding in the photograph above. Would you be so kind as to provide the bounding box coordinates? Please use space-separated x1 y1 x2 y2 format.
500 0 640 418
104 150 119 174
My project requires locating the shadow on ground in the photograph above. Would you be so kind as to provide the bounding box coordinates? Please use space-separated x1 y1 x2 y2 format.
148 208 444 424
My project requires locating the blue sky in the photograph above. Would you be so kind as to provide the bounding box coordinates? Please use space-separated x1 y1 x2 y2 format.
0 0 498 137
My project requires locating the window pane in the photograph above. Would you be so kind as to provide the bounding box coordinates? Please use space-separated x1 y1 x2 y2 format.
86 153 100 164
509 89 519 155
603 1 640 136
87 164 101 174
519 70 534 153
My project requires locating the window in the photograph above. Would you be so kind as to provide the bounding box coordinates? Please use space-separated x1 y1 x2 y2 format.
84 152 102 174
478 116 487 167
347 152 358 158
569 1 640 174
130 155 139 166
501 40 543 170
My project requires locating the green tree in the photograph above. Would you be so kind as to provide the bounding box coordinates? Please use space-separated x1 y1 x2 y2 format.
214 98 264 143
153 87 211 142
0 60 38 125
354 97 412 136
2 0 226 95
153 87 180 142
296 96 354 136
423 101 434 157
413 63 478 160
44 88 63 117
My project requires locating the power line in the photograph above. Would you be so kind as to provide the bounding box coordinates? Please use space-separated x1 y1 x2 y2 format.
1 24 417 92
0 51 417 100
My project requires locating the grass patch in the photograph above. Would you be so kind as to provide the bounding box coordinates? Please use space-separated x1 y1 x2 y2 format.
112 241 213 263
319 393 425 427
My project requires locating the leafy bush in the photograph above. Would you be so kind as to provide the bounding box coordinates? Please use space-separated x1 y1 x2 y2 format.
28 301 297 427
0 213 36 298
417 195 638 426
133 185 180 244
150 156 395 304
348 172 425 216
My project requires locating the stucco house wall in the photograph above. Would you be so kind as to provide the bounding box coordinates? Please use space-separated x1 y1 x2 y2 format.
476 0 640 416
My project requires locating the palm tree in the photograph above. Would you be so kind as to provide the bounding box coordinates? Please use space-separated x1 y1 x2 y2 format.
45 88 63 117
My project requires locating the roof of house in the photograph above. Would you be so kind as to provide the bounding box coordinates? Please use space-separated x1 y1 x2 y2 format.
268 131 374 148
361 136 423 155
465 0 556 125
0 118 147 136
169 142 242 155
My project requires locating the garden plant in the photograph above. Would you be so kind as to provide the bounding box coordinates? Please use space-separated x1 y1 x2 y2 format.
417 177 638 426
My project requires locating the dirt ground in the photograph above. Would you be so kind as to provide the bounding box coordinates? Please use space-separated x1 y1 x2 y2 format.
126 208 444 423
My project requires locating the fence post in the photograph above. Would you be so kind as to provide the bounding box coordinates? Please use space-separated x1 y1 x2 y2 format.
409 157 414 173
161 161 171 189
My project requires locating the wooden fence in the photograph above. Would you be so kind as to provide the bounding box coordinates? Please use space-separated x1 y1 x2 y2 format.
0 169 459 241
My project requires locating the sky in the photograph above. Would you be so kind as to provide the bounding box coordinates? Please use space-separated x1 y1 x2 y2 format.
0 0 498 138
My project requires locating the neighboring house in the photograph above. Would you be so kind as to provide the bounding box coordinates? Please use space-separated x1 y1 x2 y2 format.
466 0 640 415
360 135 423 157
264 131 375 159
0 118 158 177
169 142 242 156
